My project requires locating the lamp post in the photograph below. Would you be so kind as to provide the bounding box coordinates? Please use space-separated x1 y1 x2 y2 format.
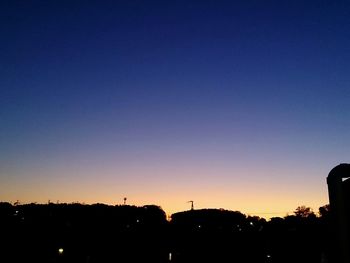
327 163 350 263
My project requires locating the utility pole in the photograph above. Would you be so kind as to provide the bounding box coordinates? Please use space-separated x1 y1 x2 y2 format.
187 200 194 210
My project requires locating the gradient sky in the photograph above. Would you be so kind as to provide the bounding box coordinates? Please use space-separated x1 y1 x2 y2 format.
1 0 350 218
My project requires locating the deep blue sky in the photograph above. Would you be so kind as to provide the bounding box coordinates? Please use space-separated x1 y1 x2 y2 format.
1 1 350 216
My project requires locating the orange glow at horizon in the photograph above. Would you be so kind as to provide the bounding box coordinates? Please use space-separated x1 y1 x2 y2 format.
0 154 331 220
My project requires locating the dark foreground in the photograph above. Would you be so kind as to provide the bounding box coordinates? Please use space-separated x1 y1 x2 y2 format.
0 203 336 263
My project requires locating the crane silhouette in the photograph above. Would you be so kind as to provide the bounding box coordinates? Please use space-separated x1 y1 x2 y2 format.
187 200 194 210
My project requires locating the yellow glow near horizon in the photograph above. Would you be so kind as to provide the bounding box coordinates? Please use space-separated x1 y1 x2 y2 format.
0 160 330 220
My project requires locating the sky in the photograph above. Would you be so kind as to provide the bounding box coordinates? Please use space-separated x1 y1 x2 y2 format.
1 0 350 218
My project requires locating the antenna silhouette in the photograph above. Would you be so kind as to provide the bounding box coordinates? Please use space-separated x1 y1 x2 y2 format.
187 200 194 210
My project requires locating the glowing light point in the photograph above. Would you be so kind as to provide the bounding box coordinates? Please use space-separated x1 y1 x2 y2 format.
58 248 64 255
169 252 172 261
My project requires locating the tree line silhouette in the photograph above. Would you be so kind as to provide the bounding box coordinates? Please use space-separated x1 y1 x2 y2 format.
0 202 335 263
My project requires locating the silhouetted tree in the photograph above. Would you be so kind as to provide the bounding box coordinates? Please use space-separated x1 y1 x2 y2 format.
318 204 330 218
294 206 315 218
